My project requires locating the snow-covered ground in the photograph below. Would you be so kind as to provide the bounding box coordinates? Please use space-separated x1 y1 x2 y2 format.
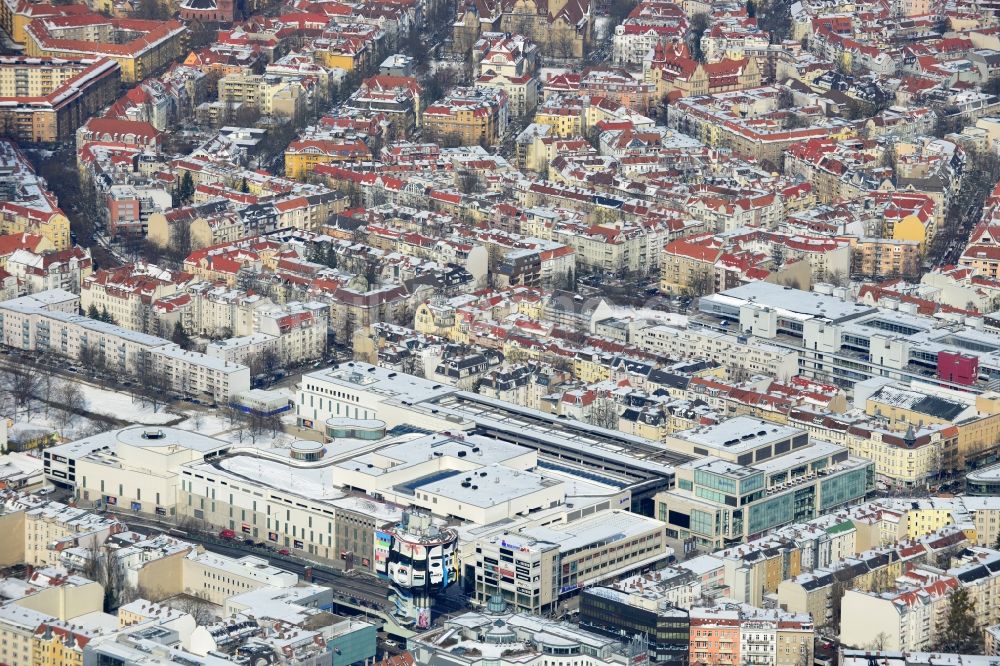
5 405 103 443
174 413 233 437
77 385 178 425
7 379 304 451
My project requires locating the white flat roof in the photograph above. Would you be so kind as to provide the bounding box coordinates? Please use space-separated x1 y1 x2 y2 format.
303 362 458 403
518 509 663 553
116 426 230 454
334 432 531 478
187 551 297 584
419 464 559 507
673 416 803 454
707 282 875 322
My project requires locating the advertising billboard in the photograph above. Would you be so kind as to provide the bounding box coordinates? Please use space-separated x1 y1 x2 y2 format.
374 530 391 575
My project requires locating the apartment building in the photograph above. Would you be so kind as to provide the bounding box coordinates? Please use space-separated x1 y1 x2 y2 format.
5 246 92 295
789 408 956 489
613 20 686 67
155 282 273 339
344 75 422 135
205 306 326 366
0 291 167 369
180 551 297 605
32 615 119 666
648 51 762 100
633 323 799 380
474 71 539 118
255 305 327 361
206 332 281 366
841 576 954 651
105 184 173 239
863 383 1000 473
283 138 372 180
80 264 186 334
149 346 250 401
668 87 851 167
423 86 509 147
0 291 251 400
0 56 121 143
22 14 187 83
853 238 922 279
217 73 307 119
840 546 1000 651
0 605 50 666
546 217 677 276
0 495 124 569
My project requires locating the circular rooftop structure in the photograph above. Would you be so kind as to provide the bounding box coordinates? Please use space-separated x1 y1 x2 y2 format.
115 426 227 453
324 417 386 442
967 462 1000 495
289 440 326 462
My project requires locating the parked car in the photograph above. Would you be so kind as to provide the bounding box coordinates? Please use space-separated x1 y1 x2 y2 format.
219 529 237 540
277 548 290 555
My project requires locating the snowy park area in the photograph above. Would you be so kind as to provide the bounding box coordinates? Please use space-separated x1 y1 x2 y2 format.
78 384 178 425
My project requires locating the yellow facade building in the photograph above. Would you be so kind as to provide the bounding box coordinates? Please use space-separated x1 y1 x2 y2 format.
423 87 507 147
0 140 71 250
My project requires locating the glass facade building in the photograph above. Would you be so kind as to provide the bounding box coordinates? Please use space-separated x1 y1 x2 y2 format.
656 427 875 551
580 589 690 666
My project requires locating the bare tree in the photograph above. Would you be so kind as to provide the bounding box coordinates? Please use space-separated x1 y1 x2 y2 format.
80 341 109 389
588 397 619 429
826 269 847 287
3 366 42 419
55 381 88 439
101 552 134 611
247 349 282 384
134 352 171 413
685 266 716 297
551 29 577 60
37 355 57 418
173 220 192 261
83 540 135 612
171 592 217 625
189 410 206 432
263 413 283 437
727 363 753 383
458 170 481 194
